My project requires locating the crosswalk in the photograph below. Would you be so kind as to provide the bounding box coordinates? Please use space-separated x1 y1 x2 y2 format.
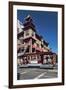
17 68 58 80
34 72 47 79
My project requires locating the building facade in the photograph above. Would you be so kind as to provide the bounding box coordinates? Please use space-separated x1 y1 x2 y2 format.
17 15 56 65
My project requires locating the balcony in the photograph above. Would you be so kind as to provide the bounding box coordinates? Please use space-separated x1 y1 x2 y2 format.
18 52 24 57
32 45 42 52
17 42 30 49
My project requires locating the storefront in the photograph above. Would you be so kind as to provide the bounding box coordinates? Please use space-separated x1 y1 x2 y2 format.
17 52 57 65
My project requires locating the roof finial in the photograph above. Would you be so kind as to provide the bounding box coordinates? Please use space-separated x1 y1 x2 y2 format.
25 14 32 21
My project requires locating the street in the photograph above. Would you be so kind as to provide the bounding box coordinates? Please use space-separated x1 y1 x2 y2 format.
17 67 58 80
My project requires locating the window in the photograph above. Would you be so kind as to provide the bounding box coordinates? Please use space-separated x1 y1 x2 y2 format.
25 30 29 36
21 47 24 52
31 55 36 60
26 47 29 52
32 32 34 36
21 39 24 44
32 48 35 52
37 43 39 47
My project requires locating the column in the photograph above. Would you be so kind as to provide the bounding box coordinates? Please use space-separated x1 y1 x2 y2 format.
29 39 32 53
41 54 43 64
52 54 56 65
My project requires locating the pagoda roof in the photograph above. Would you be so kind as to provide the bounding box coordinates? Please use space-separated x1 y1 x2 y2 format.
23 25 36 32
43 40 49 46
25 15 32 21
35 33 41 41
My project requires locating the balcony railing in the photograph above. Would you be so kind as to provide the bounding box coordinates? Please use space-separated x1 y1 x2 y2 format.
17 42 30 49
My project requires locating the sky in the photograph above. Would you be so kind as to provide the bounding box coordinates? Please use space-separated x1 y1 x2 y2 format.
17 10 58 53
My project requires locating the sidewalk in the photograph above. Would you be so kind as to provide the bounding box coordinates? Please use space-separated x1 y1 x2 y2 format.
19 63 57 69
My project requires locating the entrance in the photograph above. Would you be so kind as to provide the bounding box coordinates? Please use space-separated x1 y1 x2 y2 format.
30 55 37 64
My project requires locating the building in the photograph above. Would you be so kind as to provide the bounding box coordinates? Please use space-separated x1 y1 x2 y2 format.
17 15 56 65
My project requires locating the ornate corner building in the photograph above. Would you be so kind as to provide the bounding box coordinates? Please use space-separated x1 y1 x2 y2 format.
17 15 57 65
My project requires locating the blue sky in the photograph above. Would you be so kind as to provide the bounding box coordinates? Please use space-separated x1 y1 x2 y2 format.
17 10 58 53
